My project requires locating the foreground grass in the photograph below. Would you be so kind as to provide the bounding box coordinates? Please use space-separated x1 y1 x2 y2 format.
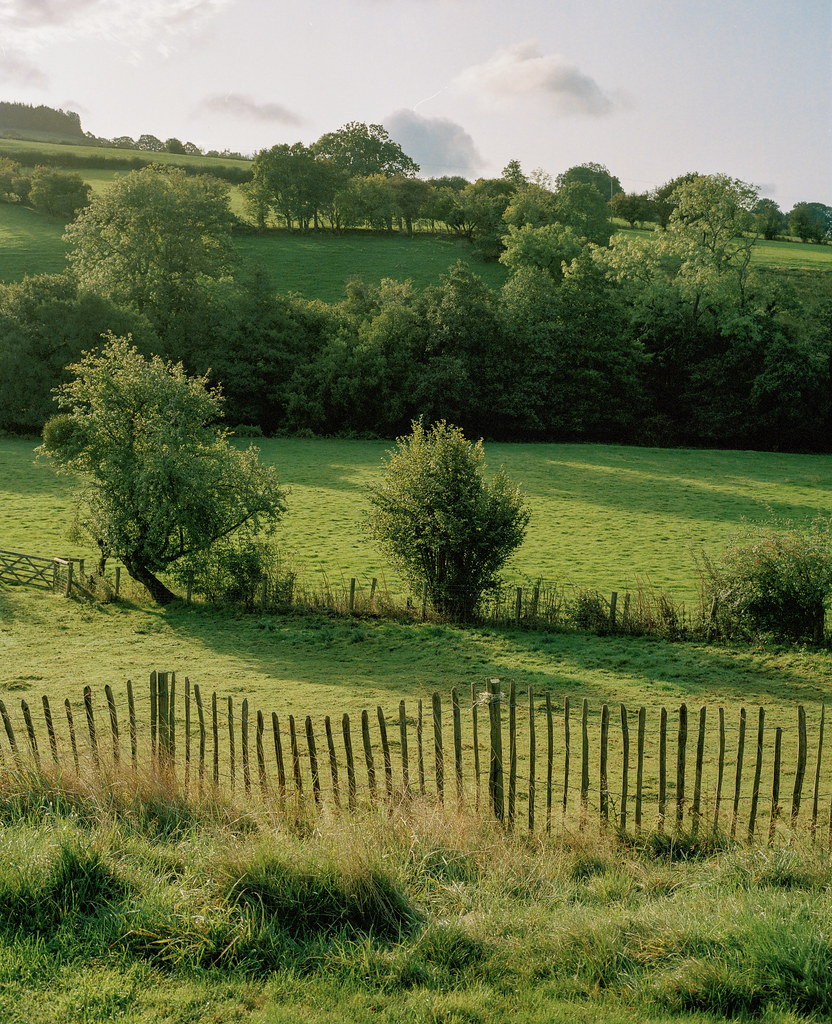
1 769 831 1023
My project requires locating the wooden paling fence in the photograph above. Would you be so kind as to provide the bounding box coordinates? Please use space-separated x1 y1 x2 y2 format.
0 672 828 843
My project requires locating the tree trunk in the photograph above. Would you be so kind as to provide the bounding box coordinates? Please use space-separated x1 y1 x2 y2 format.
123 556 178 605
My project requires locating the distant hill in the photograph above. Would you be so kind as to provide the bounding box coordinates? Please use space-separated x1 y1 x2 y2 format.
0 102 85 143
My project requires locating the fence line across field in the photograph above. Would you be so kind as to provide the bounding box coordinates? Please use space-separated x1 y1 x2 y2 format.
0 672 828 844
0 545 710 633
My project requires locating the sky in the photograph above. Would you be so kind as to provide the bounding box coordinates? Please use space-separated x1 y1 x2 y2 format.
1 0 830 210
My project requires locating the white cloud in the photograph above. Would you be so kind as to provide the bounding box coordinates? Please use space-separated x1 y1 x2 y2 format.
386 109 483 177
0 49 49 88
0 0 232 48
454 42 616 117
197 94 304 127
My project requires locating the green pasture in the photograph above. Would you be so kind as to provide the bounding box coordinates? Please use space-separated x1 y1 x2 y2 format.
3 435 832 732
0 136 251 176
0 203 67 279
4 437 830 601
234 232 508 300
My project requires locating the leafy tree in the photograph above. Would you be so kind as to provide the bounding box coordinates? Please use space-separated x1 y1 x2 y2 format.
366 420 530 621
502 181 557 228
39 336 285 604
555 162 621 202
0 273 157 433
608 190 653 228
789 202 832 243
0 157 27 202
390 175 431 235
499 223 584 280
313 122 419 178
650 172 701 228
28 166 90 219
64 165 235 328
752 198 785 240
552 180 611 245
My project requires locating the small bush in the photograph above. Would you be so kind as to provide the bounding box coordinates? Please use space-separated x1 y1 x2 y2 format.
700 517 832 643
171 536 295 609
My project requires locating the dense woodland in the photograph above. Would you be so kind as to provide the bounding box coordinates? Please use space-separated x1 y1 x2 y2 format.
0 114 831 452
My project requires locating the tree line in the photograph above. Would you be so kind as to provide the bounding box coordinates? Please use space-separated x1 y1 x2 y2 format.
0 161 830 452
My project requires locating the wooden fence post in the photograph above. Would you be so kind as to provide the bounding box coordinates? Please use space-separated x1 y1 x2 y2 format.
342 713 356 812
791 705 808 830
713 707 725 834
194 684 206 790
325 716 341 809
811 705 825 841
64 560 73 598
507 682 517 828
421 582 428 621
272 713 286 798
64 699 78 773
114 566 120 598
377 707 393 802
769 726 783 844
488 680 504 822
361 709 377 804
42 696 58 764
433 691 444 806
692 706 706 836
289 715 303 795
471 684 480 810
453 688 464 808
349 578 356 613
184 678 191 791
84 685 99 770
658 707 667 832
563 696 571 828
609 591 617 631
580 698 589 830
515 587 522 628
619 703 629 833
635 706 646 835
306 716 320 806
399 701 410 799
158 672 170 771
211 692 219 788
21 701 39 770
241 699 250 794
676 704 687 830
105 684 120 766
257 710 267 794
748 707 765 841
731 708 747 840
528 686 536 832
545 693 553 833
599 703 609 829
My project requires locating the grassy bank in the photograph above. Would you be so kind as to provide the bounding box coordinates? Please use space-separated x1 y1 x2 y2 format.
1 770 831 1023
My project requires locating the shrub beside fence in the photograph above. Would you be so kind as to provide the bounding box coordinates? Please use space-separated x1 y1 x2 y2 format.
0 672 828 844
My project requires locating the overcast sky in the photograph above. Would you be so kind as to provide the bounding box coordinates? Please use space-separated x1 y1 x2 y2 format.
1 0 829 209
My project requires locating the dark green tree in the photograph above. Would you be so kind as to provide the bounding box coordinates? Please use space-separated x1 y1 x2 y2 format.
366 420 530 621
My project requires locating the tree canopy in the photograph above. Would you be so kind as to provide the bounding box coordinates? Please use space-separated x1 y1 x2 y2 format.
64 165 235 325
39 336 286 604
366 420 530 621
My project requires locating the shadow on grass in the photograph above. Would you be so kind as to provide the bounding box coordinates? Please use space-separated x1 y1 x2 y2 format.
159 598 832 716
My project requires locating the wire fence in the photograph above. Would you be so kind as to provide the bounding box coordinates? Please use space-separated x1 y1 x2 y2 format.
0 673 828 844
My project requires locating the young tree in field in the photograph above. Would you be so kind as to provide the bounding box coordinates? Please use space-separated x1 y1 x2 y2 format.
366 420 530 622
28 166 91 219
64 165 235 328
39 336 286 605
